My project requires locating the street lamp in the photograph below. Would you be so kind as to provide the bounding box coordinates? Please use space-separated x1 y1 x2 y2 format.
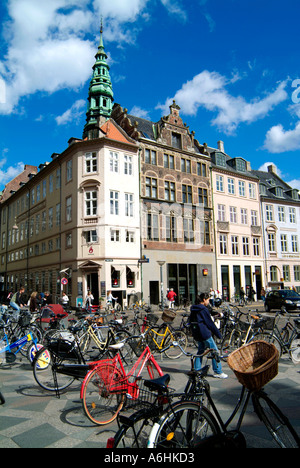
157 261 166 309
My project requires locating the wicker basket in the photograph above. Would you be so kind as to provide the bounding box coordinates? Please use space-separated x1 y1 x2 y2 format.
227 340 279 392
162 310 176 323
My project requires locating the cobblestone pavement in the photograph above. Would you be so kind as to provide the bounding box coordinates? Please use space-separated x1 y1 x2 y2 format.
0 304 300 449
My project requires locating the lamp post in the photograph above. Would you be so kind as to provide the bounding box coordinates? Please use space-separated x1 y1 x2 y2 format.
157 261 165 309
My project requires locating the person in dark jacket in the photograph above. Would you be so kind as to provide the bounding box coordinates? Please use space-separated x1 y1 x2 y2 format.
190 293 228 379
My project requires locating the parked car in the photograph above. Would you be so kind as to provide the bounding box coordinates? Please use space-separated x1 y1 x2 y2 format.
265 289 300 312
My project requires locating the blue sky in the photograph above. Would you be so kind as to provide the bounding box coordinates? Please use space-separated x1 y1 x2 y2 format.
1 0 300 190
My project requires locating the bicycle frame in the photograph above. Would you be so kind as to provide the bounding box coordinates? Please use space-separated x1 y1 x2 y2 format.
0 331 39 363
80 344 163 400
268 316 299 352
147 325 174 351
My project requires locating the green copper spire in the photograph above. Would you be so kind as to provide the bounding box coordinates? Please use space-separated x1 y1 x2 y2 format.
83 22 114 139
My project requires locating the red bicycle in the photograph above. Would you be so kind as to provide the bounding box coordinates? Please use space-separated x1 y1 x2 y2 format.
80 337 164 425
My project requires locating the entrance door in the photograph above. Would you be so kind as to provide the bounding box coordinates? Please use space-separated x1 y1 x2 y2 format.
87 273 99 305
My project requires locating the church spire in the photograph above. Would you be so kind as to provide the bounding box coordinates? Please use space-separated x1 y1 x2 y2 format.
83 21 114 139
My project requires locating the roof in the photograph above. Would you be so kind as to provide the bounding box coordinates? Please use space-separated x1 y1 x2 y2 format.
252 169 300 203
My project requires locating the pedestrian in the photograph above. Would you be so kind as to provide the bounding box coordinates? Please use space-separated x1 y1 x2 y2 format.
190 292 228 379
29 291 40 312
106 290 117 309
209 288 215 307
10 286 26 312
261 287 266 302
85 290 94 313
240 287 245 305
167 288 177 309
60 292 69 309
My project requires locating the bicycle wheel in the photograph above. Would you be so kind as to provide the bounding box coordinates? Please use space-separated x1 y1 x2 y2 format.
289 337 300 364
220 330 242 360
252 392 300 448
148 401 220 448
33 346 79 392
18 324 44 357
113 409 154 448
163 330 188 359
250 332 283 357
0 391 5 405
81 362 125 425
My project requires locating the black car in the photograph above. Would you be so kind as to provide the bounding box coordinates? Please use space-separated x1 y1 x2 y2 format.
265 289 300 312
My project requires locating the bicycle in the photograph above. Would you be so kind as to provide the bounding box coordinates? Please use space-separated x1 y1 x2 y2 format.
80 334 164 426
220 309 267 359
249 311 300 362
146 341 300 449
108 347 217 448
0 327 43 365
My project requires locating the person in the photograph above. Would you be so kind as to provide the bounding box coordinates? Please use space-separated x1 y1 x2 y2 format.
85 290 94 313
29 291 40 313
190 293 228 379
167 288 177 309
239 287 245 305
106 290 117 308
10 287 26 312
209 288 215 307
261 287 266 302
60 292 69 309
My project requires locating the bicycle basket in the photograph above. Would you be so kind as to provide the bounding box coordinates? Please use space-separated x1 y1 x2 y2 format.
48 338 78 360
162 310 176 323
18 311 31 328
257 316 275 331
128 337 146 357
227 341 279 392
146 313 159 325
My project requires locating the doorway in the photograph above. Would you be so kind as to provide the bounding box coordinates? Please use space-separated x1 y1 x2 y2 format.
87 273 99 305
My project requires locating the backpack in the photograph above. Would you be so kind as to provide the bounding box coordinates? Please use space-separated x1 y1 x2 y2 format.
189 309 202 341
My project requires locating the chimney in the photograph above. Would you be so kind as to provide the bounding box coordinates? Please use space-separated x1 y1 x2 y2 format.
218 140 225 153
268 164 276 174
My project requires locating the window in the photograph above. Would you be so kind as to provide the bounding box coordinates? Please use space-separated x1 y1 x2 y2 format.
110 152 119 173
145 177 157 198
249 183 256 199
183 218 194 243
278 206 285 222
197 162 207 177
49 175 53 193
292 235 298 253
56 168 61 189
182 184 192 203
283 265 290 282
42 180 47 198
253 238 260 256
66 233 72 248
66 196 72 222
198 188 208 207
268 233 276 252
251 210 258 226
48 208 53 229
56 203 61 226
181 158 191 173
110 229 120 242
218 204 226 222
281 234 288 252
172 132 181 149
36 185 41 202
216 175 224 192
242 237 249 256
266 205 274 222
85 191 97 216
126 231 135 243
294 265 300 282
66 160 72 182
166 216 177 242
147 213 159 241
236 158 246 172
124 155 133 175
238 180 245 197
228 178 235 194
219 234 227 255
145 149 157 165
241 208 248 225
289 207 296 224
270 266 278 282
110 191 119 215
125 193 134 217
229 206 237 223
86 230 98 243
231 236 239 255
85 152 97 173
164 181 176 201
164 154 174 169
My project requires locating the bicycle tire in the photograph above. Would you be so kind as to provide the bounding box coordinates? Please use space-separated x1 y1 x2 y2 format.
289 337 300 364
220 330 242 360
252 392 300 448
33 346 80 392
82 362 125 425
113 409 155 448
0 391 5 405
249 332 283 357
148 401 220 448
163 330 188 359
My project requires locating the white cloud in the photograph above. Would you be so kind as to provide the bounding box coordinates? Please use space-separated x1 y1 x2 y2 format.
55 99 86 125
0 158 25 188
258 162 283 177
264 122 300 153
157 71 288 134
129 105 150 119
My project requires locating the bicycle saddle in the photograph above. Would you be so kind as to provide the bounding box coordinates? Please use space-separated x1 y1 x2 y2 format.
144 374 171 393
